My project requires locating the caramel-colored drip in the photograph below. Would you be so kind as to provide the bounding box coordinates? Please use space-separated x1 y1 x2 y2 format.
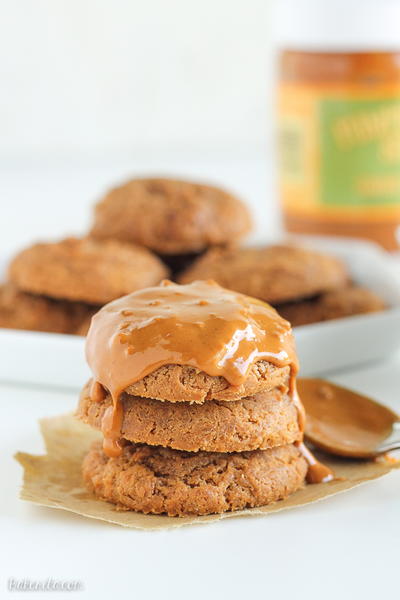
101 402 124 458
89 379 122 456
295 380 334 483
294 380 334 483
89 379 106 403
85 280 300 458
296 442 334 484
292 382 306 433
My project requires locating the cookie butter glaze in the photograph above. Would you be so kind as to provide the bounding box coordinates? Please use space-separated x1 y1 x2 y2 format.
85 280 331 483
86 280 298 393
298 378 399 458
296 442 334 484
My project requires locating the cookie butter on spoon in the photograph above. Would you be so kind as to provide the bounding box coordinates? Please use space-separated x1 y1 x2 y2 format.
78 280 332 517
299 378 400 459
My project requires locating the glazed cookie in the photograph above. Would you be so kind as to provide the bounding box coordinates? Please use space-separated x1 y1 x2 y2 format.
89 177 252 254
78 381 301 452
9 237 169 305
179 245 349 304
82 441 307 516
85 280 297 405
0 283 95 335
276 286 386 327
124 362 291 403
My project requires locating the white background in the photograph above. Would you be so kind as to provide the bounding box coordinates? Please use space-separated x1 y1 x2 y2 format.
0 0 274 158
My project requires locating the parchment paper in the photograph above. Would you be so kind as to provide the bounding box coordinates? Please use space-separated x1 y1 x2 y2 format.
15 414 400 530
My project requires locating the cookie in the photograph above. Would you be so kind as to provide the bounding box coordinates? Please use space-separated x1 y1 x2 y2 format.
179 245 349 304
0 283 94 335
89 177 252 254
124 362 291 403
276 286 386 327
82 441 307 516
77 381 301 452
85 280 297 405
9 237 169 305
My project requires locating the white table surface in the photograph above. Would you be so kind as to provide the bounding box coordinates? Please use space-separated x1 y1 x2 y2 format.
2 354 400 600
1 154 399 599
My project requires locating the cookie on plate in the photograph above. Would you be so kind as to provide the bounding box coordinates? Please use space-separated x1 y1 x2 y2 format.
276 286 386 327
179 244 349 304
9 237 169 305
82 440 307 516
0 283 94 335
89 177 252 255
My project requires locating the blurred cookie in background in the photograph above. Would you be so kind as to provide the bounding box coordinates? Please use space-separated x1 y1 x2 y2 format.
275 286 386 327
8 237 169 305
4 236 167 336
89 177 252 274
179 244 349 304
0 283 96 335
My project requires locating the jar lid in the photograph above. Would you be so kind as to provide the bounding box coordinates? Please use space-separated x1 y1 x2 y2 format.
273 0 400 51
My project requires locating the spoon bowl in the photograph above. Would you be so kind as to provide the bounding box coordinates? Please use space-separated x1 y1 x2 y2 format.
298 378 400 459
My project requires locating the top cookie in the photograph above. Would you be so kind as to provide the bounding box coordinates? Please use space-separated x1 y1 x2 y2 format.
89 177 252 254
9 237 169 305
179 245 349 304
277 285 386 327
85 280 297 404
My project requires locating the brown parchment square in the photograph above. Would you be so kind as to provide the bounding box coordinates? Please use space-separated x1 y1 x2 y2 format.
15 413 400 531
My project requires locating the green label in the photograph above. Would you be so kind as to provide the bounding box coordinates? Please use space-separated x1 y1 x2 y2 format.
320 97 400 206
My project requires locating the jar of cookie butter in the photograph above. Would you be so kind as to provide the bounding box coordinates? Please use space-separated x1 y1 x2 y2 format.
275 0 400 250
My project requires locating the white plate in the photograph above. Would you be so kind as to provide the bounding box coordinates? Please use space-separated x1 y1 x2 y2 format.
2 236 400 390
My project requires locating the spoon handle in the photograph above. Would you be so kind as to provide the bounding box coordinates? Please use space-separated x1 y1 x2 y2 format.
376 422 400 454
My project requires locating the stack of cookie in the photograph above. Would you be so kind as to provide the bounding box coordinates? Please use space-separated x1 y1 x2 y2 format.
1 237 168 335
179 244 386 326
89 177 252 275
76 280 329 517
